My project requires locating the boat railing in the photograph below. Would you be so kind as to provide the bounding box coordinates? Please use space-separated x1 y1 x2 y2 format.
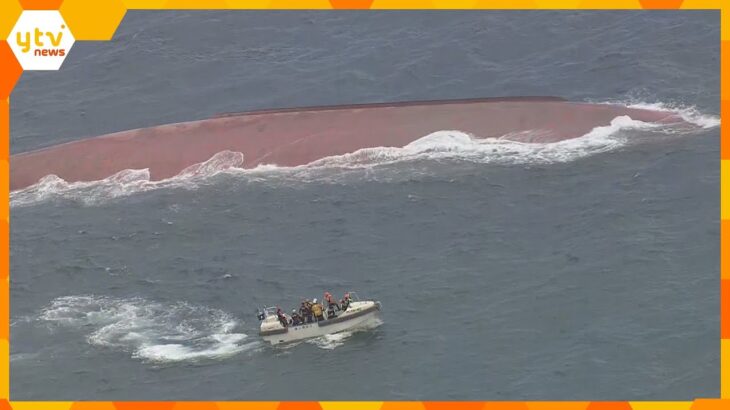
257 306 279 319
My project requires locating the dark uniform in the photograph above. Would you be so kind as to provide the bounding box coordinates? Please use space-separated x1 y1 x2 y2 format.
327 303 337 319
291 310 303 326
300 301 313 323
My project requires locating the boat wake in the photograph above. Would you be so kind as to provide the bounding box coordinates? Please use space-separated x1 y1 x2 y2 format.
37 295 258 364
10 102 718 208
28 295 382 363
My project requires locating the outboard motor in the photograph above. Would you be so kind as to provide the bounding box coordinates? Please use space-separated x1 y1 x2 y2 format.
256 309 265 321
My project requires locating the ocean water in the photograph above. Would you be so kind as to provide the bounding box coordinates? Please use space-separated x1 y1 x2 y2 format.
9 10 720 400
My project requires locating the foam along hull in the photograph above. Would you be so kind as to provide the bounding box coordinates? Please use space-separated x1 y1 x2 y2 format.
259 301 381 345
10 97 686 191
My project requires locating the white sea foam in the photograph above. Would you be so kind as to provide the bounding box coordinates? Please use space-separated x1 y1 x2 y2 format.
306 331 354 350
625 101 720 129
304 317 383 350
305 115 656 169
11 151 244 207
38 295 256 363
590 98 720 129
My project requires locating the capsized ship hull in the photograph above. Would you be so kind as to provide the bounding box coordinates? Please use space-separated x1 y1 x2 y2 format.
10 97 684 190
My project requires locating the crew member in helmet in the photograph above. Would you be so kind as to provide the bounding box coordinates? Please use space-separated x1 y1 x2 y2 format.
340 292 352 311
324 291 340 311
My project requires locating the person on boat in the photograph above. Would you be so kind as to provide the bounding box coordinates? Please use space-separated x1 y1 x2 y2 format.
324 291 340 311
291 309 303 326
326 302 337 319
300 300 313 323
311 298 325 321
276 307 288 327
340 292 352 311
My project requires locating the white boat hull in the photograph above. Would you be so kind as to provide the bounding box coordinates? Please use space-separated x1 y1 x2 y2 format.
259 300 381 345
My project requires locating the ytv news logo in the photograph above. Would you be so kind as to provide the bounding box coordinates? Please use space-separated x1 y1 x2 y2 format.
9 10 75 71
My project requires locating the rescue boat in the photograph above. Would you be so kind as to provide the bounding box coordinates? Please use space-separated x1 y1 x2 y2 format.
257 293 382 345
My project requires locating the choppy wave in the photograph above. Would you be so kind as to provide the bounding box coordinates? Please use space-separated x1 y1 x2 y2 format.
38 295 257 363
10 102 719 208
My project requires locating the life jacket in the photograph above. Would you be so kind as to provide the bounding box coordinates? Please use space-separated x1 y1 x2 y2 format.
312 303 323 316
326 293 337 305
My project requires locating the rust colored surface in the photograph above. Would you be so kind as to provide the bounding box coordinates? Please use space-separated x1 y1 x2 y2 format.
10 97 681 190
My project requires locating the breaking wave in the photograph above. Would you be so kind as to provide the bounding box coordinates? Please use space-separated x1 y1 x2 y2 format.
625 102 720 130
38 295 257 364
592 98 721 130
10 102 719 208
10 151 245 207
305 115 656 168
